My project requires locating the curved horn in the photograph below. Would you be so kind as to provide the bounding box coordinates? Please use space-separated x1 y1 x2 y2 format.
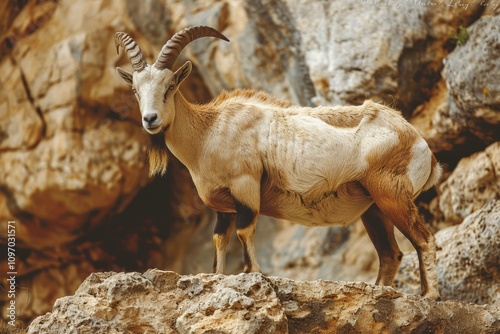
154 26 229 70
115 32 146 72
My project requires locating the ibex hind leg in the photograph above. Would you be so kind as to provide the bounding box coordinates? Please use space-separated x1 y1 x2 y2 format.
364 174 440 300
361 204 403 287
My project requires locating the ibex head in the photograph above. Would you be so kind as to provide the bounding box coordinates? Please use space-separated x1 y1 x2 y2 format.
115 26 229 134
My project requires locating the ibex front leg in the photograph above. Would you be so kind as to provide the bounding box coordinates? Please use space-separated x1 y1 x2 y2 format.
235 200 261 273
213 212 236 274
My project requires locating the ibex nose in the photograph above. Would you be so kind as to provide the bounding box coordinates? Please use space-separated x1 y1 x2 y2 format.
143 113 158 124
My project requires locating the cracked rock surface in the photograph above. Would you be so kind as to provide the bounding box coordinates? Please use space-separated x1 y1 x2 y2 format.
28 270 500 334
438 142 500 224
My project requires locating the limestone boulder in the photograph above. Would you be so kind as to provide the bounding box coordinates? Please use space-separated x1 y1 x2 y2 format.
443 15 500 144
28 271 288 334
410 79 468 153
28 270 500 334
438 142 500 224
411 14 500 154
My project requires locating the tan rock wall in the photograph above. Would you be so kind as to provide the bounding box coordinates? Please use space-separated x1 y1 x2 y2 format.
0 0 150 249
438 142 500 224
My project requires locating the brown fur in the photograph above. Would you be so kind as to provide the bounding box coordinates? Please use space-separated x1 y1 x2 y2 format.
207 187 234 212
361 204 403 286
148 132 169 176
422 154 442 191
361 169 438 297
210 89 293 108
365 128 415 178
309 100 382 129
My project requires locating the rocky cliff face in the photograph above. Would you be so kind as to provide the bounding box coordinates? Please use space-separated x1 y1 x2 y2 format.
1 0 499 331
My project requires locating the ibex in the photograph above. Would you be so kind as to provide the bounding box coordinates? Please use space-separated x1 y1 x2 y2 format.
114 26 442 300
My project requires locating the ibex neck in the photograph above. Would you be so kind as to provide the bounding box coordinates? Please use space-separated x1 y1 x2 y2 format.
165 92 212 170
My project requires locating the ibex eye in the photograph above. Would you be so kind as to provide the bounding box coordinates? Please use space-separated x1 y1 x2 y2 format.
132 88 140 100
163 85 175 103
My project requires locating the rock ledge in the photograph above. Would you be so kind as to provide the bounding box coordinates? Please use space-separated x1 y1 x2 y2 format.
28 270 500 334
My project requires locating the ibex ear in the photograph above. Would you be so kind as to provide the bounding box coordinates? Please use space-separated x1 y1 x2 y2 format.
174 61 192 86
116 67 133 86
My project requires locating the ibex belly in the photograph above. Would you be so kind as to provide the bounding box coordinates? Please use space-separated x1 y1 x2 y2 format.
260 181 373 226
